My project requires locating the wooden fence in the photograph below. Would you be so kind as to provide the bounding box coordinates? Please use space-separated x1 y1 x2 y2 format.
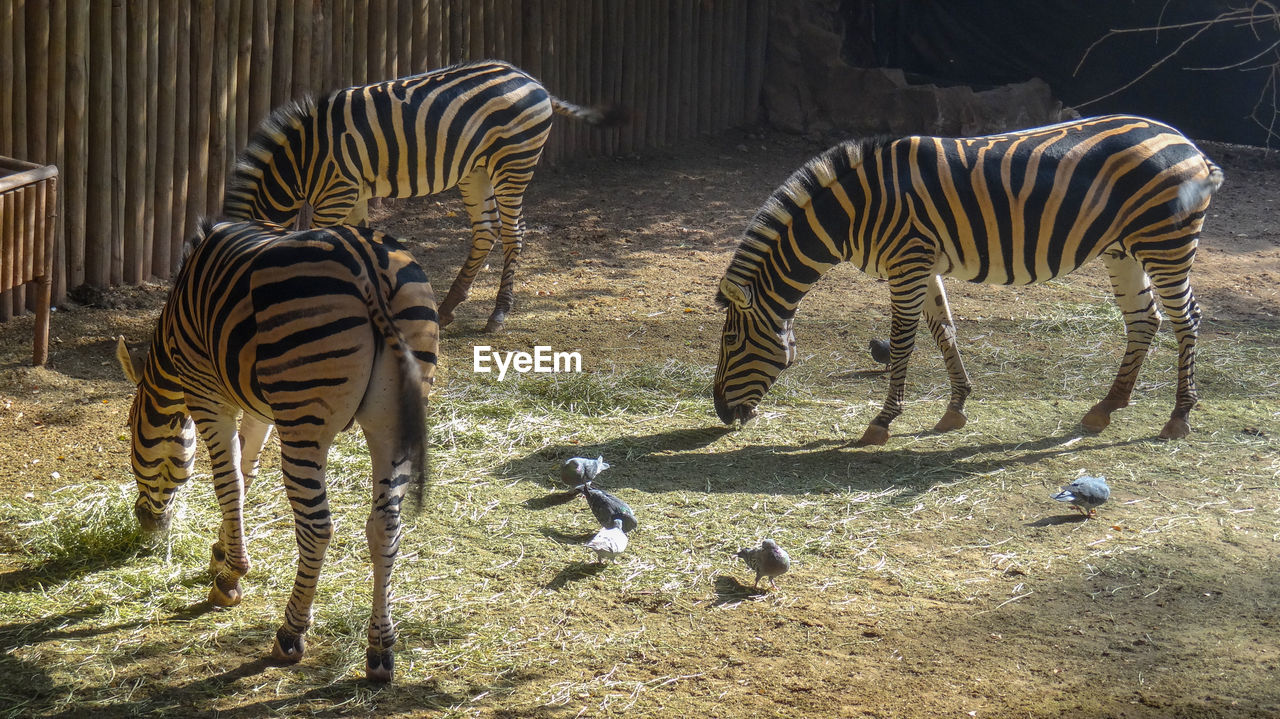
0 0 770 321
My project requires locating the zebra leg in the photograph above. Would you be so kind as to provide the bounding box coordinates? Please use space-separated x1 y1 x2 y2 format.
1147 260 1201 440
362 438 411 682
1082 251 1161 434
238 414 273 490
486 177 530 333
270 443 334 666
190 409 251 608
924 274 971 432
857 271 927 446
437 169 500 328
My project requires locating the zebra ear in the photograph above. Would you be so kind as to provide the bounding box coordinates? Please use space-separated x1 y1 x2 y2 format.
116 336 142 385
718 278 753 309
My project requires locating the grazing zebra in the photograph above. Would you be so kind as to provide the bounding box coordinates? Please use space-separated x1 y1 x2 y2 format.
713 115 1223 445
116 220 438 682
223 59 624 333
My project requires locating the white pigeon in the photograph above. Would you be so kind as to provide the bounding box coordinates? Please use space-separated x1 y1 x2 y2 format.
584 518 628 564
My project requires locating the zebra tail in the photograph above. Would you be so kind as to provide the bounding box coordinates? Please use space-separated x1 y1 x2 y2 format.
550 96 630 128
1173 158 1225 224
365 288 429 515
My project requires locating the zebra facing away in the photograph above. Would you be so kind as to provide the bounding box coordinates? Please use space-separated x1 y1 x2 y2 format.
713 115 1223 445
223 59 625 333
116 220 439 682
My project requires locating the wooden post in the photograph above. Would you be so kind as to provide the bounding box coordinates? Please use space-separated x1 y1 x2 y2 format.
293 0 312 96
85 0 111 288
411 0 428 74
0 2 11 159
352 0 368 84
34 176 56 364
249 0 273 133
110 0 127 285
63 1 87 289
47 0 66 301
310 0 330 92
272 0 295 103
124 0 147 284
398 0 414 77
169 0 191 270
369 0 388 82
23 1 48 311
208 0 230 216
152 0 176 279
235 0 253 151
185 0 215 256
745 0 767 126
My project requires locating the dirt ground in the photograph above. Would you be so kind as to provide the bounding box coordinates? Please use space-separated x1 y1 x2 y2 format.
1 127 1278 717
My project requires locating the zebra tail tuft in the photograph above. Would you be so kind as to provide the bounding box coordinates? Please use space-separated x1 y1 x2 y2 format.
550 97 631 128
364 285 429 515
1172 158 1224 225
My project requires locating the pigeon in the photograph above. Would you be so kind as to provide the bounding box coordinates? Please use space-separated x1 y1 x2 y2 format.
869 338 892 367
1051 475 1110 517
736 538 790 589
560 455 610 485
531 480 638 533
585 518 628 563
580 481 638 533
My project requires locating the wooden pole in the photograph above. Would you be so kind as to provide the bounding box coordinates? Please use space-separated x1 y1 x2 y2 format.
169 0 191 270
0 2 11 158
23 0 49 312
369 0 388 82
292 0 312 96
47 0 66 301
185 0 215 257
235 0 253 151
398 0 414 77
125 0 147 284
745 0 767 126
152 0 176 279
411 0 428 74
272 0 295 103
310 0 330 92
352 0 368 84
86 0 111 288
110 0 127 285
34 177 56 364
142 0 158 280
64 1 87 289
208 0 230 216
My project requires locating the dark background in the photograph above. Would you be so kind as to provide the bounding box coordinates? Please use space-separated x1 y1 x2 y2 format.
840 0 1278 145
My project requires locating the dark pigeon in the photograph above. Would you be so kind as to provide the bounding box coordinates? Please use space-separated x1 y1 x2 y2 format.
580 481 638 533
1051 475 1110 517
869 338 891 367
736 538 790 589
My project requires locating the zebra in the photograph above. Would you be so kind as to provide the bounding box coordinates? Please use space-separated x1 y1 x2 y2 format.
713 115 1223 445
116 220 438 682
222 59 624 333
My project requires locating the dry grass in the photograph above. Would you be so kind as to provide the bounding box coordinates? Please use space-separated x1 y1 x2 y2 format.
1 303 1277 716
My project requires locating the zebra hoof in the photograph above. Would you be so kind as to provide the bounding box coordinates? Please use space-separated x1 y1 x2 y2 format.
208 576 242 608
933 409 967 432
484 315 507 333
854 424 890 447
1158 416 1191 440
271 629 306 664
1081 407 1113 434
437 309 455 328
366 647 395 682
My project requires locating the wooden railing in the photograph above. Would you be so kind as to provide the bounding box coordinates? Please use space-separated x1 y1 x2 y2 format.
0 157 58 365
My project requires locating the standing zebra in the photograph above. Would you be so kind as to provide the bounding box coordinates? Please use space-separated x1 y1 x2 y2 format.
116 220 438 682
223 60 624 333
713 115 1223 444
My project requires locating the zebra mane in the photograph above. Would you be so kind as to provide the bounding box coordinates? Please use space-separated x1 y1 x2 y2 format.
721 136 893 288
225 95 319 198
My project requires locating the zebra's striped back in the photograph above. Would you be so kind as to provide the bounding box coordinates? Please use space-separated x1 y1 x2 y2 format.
715 115 1221 441
224 61 552 225
119 220 439 680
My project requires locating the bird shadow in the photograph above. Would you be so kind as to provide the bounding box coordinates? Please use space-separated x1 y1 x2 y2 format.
537 527 598 544
711 574 762 606
523 490 579 510
544 561 607 590
1025 514 1090 527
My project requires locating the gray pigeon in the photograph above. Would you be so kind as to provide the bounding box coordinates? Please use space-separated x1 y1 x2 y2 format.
869 338 891 367
1051 475 1110 517
585 518 628 563
561 455 610 485
581 481 638 533
736 538 790 589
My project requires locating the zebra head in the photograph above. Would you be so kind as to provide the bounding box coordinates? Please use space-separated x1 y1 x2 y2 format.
116 337 197 532
713 277 797 425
